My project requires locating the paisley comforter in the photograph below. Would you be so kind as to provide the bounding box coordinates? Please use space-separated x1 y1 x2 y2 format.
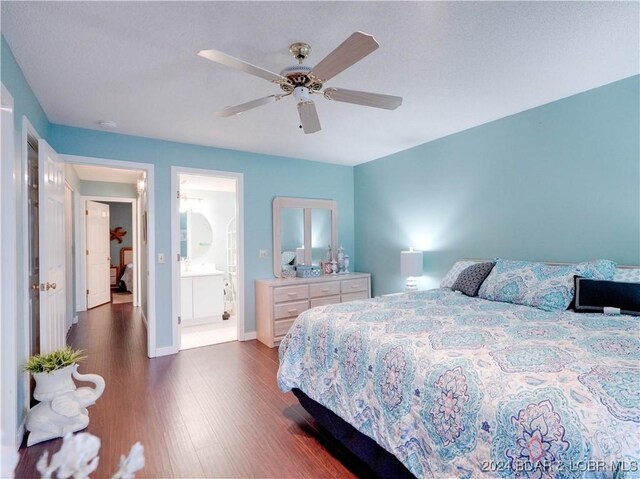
277 289 640 478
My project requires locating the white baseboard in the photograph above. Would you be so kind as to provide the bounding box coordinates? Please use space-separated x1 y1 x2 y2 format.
241 331 256 341
73 314 78 324
154 346 178 357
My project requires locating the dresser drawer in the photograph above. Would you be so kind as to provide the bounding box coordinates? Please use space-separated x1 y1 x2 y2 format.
274 318 296 338
274 300 308 320
341 291 369 303
274 285 309 303
310 295 341 308
309 282 341 298
341 278 369 294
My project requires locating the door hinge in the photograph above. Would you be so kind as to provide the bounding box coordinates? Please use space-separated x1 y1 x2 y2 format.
86 289 89 295
178 316 181 325
177 253 181 262
86 249 89 255
177 190 180 199
85 209 88 215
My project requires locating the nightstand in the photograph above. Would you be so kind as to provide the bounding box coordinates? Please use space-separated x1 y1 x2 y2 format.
110 266 119 288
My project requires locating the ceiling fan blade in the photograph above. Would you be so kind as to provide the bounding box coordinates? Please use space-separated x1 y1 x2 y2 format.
215 95 279 117
297 101 321 134
309 32 379 83
323 87 402 110
198 49 285 83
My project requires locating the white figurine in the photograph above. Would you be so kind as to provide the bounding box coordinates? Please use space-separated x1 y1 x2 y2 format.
26 364 105 446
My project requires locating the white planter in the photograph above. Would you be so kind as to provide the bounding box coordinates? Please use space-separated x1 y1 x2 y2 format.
26 364 105 446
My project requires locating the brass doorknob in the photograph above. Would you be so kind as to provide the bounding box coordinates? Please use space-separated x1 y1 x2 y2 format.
46 282 57 291
32 283 40 292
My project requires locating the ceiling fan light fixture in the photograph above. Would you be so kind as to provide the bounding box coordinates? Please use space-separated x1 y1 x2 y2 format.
293 86 310 103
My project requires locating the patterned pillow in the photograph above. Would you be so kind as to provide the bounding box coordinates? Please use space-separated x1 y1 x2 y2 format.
440 260 480 289
452 262 495 297
613 268 640 283
577 259 617 280
478 259 581 311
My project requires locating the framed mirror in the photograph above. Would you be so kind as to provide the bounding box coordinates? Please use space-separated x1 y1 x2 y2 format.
273 197 338 278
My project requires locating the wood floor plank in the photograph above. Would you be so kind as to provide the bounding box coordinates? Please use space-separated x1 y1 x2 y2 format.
14 302 367 478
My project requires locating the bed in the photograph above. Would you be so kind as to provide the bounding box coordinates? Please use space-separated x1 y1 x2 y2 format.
118 247 134 292
278 263 640 478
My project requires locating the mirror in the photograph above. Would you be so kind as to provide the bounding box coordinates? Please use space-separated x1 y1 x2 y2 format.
180 210 213 262
273 197 338 278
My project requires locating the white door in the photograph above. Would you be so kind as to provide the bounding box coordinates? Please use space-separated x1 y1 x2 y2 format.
86 200 111 309
38 139 66 353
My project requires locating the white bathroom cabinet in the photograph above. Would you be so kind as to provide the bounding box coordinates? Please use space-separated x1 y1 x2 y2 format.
180 272 224 326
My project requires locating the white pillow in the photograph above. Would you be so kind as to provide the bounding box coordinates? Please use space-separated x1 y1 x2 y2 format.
440 260 481 288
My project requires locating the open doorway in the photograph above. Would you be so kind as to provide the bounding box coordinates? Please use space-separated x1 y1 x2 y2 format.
172 168 243 350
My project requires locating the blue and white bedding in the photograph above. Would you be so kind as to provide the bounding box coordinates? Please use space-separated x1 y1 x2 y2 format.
278 289 640 478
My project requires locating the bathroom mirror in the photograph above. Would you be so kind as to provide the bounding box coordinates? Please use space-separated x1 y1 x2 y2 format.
180 210 213 262
273 197 338 278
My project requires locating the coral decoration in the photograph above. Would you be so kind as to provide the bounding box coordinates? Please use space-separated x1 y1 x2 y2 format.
110 227 127 243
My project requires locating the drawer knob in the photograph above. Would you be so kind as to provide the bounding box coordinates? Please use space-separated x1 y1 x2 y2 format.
350 285 358 289
321 288 329 292
287 292 297 297
287 309 298 314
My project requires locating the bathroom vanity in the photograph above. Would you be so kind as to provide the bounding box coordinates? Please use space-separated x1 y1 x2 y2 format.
180 270 225 326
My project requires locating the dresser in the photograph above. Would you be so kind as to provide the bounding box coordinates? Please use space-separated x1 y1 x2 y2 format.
255 272 371 348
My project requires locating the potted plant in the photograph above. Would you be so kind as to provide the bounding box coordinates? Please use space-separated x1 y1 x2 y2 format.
25 347 105 446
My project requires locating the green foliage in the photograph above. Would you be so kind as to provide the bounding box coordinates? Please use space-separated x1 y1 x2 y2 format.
25 347 86 374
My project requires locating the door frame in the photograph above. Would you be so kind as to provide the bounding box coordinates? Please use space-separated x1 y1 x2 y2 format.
170 166 245 351
64 155 157 358
0 83 18 456
78 197 139 310
19 117 41 442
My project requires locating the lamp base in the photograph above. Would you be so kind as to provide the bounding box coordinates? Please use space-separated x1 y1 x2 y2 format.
405 277 418 292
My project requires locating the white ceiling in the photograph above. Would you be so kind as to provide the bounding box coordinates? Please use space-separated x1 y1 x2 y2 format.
2 2 638 166
180 174 236 192
72 164 142 184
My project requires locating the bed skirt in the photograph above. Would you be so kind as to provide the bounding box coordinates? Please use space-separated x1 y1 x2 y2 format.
292 388 415 479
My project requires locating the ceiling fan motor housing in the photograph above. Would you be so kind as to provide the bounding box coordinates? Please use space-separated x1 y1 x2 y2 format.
293 86 310 103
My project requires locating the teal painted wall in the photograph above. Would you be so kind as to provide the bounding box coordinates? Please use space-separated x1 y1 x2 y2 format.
48 124 355 347
354 75 640 296
80 180 137 198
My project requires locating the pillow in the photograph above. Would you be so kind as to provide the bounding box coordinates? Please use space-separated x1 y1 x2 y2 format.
574 276 640 316
452 262 495 297
613 268 640 283
440 260 480 288
577 259 617 280
478 259 579 311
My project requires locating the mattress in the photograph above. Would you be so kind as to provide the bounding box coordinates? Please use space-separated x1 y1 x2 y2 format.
278 289 640 478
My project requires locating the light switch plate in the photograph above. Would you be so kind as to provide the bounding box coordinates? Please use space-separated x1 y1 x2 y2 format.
158 253 165 263
259 249 268 259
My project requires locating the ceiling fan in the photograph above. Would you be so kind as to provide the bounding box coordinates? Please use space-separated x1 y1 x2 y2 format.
197 32 403 134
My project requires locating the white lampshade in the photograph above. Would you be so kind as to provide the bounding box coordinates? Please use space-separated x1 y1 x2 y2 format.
401 250 423 277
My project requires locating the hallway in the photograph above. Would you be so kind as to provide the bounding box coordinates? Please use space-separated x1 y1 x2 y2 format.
14 303 366 478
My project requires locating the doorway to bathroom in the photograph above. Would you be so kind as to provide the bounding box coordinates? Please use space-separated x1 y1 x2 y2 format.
171 168 243 350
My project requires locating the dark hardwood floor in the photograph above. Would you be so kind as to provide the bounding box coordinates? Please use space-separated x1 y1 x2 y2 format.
15 303 368 478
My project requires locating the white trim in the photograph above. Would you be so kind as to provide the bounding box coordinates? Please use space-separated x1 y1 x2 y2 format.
171 166 245 352
140 309 148 329
77 196 138 310
73 315 78 325
20 117 41 430
242 331 257 341
154 346 179 357
63 155 157 358
0 83 17 457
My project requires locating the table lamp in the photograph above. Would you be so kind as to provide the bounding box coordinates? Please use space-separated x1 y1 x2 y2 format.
401 249 423 291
